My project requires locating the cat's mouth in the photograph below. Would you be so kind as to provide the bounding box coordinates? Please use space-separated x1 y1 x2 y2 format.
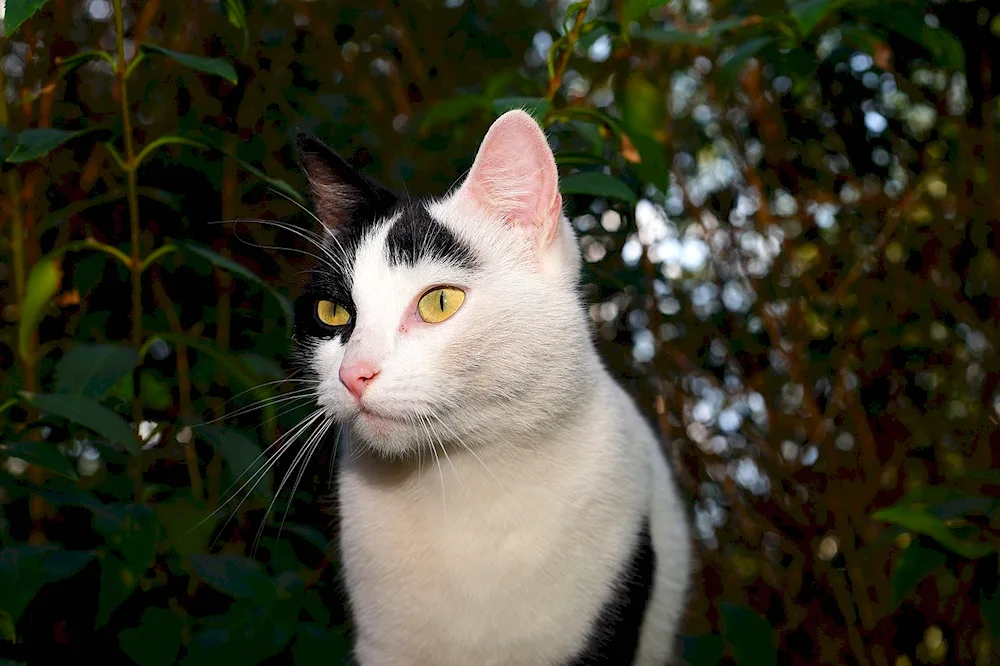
354 404 404 424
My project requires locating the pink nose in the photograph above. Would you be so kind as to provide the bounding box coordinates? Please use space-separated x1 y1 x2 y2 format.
339 362 379 400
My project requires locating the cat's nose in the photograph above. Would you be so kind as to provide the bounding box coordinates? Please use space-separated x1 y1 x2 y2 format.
339 362 380 400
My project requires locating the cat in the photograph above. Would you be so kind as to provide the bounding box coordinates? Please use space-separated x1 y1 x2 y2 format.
292 110 692 666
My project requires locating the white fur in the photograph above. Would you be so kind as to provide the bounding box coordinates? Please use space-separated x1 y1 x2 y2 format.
306 111 692 665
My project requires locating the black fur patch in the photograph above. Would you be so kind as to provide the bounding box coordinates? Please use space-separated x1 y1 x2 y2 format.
292 134 475 348
564 518 656 666
385 201 474 269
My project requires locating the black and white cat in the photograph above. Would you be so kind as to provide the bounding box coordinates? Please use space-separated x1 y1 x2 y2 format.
292 110 692 665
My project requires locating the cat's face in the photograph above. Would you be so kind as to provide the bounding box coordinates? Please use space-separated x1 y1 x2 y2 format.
294 111 590 458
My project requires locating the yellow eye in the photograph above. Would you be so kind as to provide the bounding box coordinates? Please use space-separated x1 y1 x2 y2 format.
417 287 465 324
316 300 351 327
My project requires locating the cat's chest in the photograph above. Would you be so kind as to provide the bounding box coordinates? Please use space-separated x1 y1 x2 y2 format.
335 451 638 665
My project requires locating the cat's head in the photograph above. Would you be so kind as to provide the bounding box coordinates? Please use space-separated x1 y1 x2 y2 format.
293 110 592 458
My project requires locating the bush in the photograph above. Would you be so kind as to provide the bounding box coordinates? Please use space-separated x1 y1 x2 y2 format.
1 0 998 664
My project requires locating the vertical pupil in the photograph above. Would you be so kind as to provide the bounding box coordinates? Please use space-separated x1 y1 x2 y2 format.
439 290 445 311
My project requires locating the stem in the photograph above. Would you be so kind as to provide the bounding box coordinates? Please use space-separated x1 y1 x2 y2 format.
546 0 591 100
113 0 146 503
151 279 203 501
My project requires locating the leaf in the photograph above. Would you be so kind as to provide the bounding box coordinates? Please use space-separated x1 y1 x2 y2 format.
119 607 183 666
155 495 216 556
0 441 78 480
984 581 1000 640
23 393 139 455
195 425 272 500
187 554 277 603
718 37 776 90
96 554 137 628
620 0 671 26
720 602 778 666
92 503 160 567
419 95 490 133
141 44 238 84
633 26 711 47
682 633 726 666
180 241 294 332
293 622 352 665
221 0 249 53
2 0 50 35
6 128 86 163
18 257 62 359
0 545 95 624
892 539 947 606
857 5 965 70
560 172 637 204
56 344 139 398
57 50 115 77
619 122 669 191
491 97 551 120
789 0 840 37
873 505 994 559
621 76 663 138
285 524 331 555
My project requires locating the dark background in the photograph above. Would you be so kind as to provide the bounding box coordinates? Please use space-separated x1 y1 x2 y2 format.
1 0 999 664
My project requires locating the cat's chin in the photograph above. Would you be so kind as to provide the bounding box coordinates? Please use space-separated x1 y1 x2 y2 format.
347 410 419 458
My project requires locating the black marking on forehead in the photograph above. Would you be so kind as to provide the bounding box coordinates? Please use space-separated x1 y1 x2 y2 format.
385 200 475 269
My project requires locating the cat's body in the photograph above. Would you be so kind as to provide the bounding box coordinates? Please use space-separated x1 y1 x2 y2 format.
294 111 692 665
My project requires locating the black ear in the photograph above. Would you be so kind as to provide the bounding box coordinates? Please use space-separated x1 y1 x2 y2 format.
295 133 397 231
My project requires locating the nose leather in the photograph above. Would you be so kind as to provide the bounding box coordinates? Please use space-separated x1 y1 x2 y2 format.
339 362 379 399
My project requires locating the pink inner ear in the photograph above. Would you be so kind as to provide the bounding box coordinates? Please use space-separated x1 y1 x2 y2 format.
461 110 562 242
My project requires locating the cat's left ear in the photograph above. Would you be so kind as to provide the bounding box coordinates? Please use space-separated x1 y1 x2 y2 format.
295 134 396 231
457 110 562 246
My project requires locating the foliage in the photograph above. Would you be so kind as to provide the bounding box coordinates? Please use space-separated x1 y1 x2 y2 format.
1 0 999 664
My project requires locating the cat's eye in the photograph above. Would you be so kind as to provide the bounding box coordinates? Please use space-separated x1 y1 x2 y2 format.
417 287 465 324
316 300 351 327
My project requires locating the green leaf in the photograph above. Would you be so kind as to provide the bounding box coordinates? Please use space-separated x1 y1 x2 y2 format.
221 0 249 52
873 505 994 559
634 26 711 47
119 607 183 666
0 545 95 624
789 0 840 37
619 122 669 191
56 344 139 399
6 128 86 163
720 602 778 666
2 0 50 35
155 495 217 556
620 0 671 26
140 44 238 84
18 257 62 359
57 49 115 77
92 503 160 567
23 393 139 455
892 539 946 606
491 97 551 120
285 524 331 555
621 75 663 138
293 622 352 665
682 633 726 666
560 172 637 204
195 425 272 500
857 5 965 70
419 95 490 133
718 37 776 90
984 581 1000 641
96 554 137 628
187 554 277 603
0 441 78 480
180 241 294 332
